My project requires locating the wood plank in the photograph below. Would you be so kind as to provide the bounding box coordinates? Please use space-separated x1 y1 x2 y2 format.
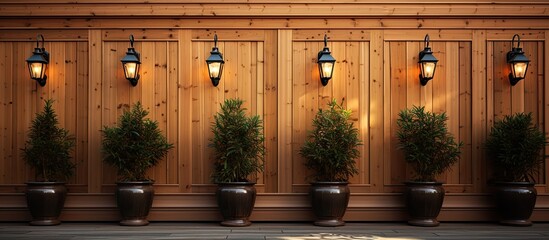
371 30 384 192
191 40 204 187
404 41 420 184
14 42 35 183
88 30 102 193
166 41 178 185
64 42 77 185
359 41 370 186
0 30 88 41
345 41 361 185
539 30 549 192
388 41 407 185
446 42 460 185
278 29 293 193
459 42 473 185
263 30 278 193
192 30 265 41
102 29 178 41
3 18 549 31
75 41 89 189
1 3 548 18
291 41 307 188
179 29 193 192
293 30 370 42
0 42 13 183
153 41 168 184
471 30 487 192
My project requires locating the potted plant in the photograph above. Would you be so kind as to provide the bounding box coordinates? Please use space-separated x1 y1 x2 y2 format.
396 105 462 227
102 102 173 226
22 99 76 226
486 112 546 226
299 99 361 227
210 98 265 227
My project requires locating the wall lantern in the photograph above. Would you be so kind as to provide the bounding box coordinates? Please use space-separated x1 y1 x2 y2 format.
418 34 438 86
26 34 49 87
317 34 336 86
206 34 225 87
121 34 141 86
507 34 530 86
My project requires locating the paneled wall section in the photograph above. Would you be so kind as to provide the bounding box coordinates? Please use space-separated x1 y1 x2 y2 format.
0 2 548 221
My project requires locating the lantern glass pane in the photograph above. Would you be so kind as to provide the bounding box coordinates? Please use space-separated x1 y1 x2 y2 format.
124 62 139 79
29 62 45 79
208 62 222 79
512 62 528 79
421 62 436 79
320 62 334 79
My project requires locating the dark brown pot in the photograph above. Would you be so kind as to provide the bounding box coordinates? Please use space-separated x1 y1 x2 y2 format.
25 182 67 226
310 182 350 227
493 181 537 226
405 181 445 227
116 181 155 226
216 182 256 227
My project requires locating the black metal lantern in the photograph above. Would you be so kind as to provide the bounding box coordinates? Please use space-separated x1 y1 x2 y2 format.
418 34 438 86
317 34 336 86
121 34 141 86
206 34 225 87
26 34 49 87
507 34 530 86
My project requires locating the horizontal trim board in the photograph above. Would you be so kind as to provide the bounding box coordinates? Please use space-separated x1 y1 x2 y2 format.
0 3 548 18
1 193 548 222
1 19 549 30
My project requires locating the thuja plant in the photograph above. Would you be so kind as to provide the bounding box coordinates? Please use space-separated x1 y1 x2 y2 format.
22 99 76 182
486 112 546 182
396 106 462 182
102 102 173 181
210 98 265 183
300 99 361 182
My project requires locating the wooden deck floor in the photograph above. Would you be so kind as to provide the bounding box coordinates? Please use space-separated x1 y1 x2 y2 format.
1 222 548 239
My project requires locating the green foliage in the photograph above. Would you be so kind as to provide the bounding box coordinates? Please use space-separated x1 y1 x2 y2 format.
102 102 173 181
300 99 361 182
22 99 75 182
396 106 462 182
210 98 265 183
486 112 546 182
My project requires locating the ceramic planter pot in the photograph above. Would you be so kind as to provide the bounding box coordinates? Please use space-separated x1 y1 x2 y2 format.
115 181 155 226
216 182 257 227
310 182 350 227
25 182 67 226
405 181 445 227
493 181 537 226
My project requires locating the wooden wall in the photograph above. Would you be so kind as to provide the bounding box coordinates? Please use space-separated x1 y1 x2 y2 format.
1 0 549 222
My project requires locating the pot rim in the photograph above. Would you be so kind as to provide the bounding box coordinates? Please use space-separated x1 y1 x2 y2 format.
116 180 155 185
310 181 349 185
404 181 444 186
216 181 256 186
25 181 66 185
491 181 535 186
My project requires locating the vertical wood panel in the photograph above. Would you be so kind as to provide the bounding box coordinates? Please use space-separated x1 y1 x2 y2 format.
263 30 278 193
0 42 13 185
459 42 473 185
387 41 407 186
291 41 307 188
180 29 193 192
88 30 103 193
167 41 178 185
359 41 370 186
278 29 293 193
472 30 487 192
76 42 89 188
371 30 384 192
